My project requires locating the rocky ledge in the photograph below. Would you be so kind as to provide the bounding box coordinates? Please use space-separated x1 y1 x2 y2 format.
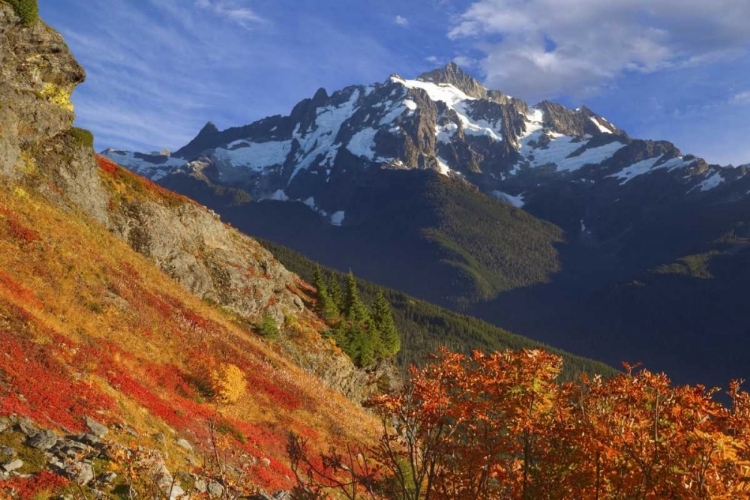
0 414 290 499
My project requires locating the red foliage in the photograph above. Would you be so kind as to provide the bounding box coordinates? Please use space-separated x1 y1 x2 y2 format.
362 349 750 500
0 334 115 432
231 360 302 412
4 470 69 499
0 270 43 309
248 456 295 491
139 290 173 319
96 155 119 175
0 205 41 245
104 361 214 440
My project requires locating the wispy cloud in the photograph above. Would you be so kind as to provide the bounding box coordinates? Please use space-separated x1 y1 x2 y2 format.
452 55 476 69
731 91 750 105
41 0 402 152
394 15 409 27
450 0 750 101
195 0 266 28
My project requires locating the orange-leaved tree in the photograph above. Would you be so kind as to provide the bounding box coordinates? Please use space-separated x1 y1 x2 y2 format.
289 348 750 499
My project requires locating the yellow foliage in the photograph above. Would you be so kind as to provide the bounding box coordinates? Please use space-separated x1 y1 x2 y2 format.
13 186 29 199
211 363 247 405
39 82 74 112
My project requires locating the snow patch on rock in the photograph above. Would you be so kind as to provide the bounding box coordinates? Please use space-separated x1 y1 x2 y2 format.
348 128 378 160
697 171 725 192
492 190 525 208
330 211 346 226
102 150 186 181
291 89 361 180
610 155 695 184
213 140 292 171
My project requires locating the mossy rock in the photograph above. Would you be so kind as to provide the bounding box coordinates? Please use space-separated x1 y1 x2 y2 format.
68 127 95 149
2 0 39 26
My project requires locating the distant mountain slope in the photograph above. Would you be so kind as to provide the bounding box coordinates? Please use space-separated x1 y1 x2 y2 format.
260 239 617 382
103 62 749 309
104 50 750 388
217 170 563 306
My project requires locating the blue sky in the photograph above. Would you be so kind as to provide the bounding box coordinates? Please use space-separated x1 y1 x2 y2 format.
39 0 750 166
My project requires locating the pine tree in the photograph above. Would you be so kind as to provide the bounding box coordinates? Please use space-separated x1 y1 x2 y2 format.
328 272 344 310
372 291 401 359
334 271 378 367
313 265 338 321
344 271 369 323
353 323 376 367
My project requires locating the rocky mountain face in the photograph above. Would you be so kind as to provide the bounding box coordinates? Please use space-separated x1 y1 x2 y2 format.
105 60 750 390
103 61 742 230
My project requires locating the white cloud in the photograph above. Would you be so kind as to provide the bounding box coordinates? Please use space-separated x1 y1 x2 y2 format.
196 0 266 28
731 91 750 106
452 55 476 69
426 55 440 64
394 15 409 27
449 0 750 100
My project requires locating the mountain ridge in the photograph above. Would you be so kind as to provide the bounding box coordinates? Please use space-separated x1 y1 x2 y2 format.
103 61 742 227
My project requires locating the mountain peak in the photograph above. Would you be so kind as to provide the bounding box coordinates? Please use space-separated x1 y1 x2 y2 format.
199 121 220 135
173 121 221 159
417 62 487 99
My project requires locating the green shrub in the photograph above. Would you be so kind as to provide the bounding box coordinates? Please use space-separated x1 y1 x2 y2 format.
257 312 279 339
68 127 95 149
3 0 39 26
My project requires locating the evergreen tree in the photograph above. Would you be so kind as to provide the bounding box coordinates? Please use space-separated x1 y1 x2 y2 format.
352 322 376 367
328 272 344 310
313 265 338 321
257 312 279 339
344 271 370 323
372 291 401 359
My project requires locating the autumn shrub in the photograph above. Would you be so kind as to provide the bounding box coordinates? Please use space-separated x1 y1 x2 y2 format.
3 0 38 25
291 347 750 500
211 363 247 405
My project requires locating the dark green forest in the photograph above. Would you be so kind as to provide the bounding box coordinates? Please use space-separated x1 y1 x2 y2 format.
261 239 617 381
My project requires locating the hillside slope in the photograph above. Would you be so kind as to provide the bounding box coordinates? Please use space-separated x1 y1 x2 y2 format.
0 4 385 496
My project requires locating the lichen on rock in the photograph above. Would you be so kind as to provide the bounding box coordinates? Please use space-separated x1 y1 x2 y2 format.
39 81 74 111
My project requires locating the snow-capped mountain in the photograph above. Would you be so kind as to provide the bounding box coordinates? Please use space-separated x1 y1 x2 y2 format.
105 63 750 390
104 63 748 228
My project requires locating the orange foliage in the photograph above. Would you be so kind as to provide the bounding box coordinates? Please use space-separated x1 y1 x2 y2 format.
356 349 750 500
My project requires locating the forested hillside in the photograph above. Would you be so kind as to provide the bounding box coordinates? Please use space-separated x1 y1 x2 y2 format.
261 240 616 381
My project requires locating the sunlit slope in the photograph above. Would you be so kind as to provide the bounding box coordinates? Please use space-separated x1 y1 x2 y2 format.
0 169 378 492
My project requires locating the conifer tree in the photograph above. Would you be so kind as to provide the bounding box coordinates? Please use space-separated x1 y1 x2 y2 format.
351 323 376 367
313 265 338 321
372 291 401 359
328 272 344 310
344 271 370 323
